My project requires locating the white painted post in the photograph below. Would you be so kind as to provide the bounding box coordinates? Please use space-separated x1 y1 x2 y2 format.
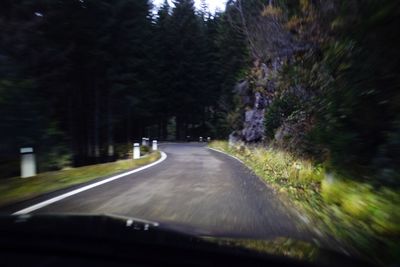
20 147 36 178
108 144 114 157
199 136 203 142
142 138 147 146
152 140 158 151
207 137 211 142
133 143 140 159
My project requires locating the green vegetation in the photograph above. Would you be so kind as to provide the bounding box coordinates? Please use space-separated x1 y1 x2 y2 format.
223 0 400 183
208 237 318 262
140 145 150 155
0 152 160 207
220 2 400 263
209 141 400 265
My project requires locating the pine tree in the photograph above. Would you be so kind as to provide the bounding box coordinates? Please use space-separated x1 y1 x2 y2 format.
168 0 205 139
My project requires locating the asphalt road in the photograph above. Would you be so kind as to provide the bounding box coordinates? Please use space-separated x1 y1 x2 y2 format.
9 143 308 240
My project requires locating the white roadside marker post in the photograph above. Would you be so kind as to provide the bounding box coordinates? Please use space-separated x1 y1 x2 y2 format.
20 147 36 178
133 143 140 159
207 137 211 142
199 136 203 142
152 140 158 151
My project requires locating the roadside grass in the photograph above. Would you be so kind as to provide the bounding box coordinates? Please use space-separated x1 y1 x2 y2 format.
209 141 400 266
207 237 318 262
0 152 161 208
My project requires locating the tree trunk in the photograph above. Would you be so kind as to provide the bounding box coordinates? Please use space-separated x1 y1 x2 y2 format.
94 88 100 159
162 118 168 140
107 91 114 158
175 116 181 141
126 106 131 144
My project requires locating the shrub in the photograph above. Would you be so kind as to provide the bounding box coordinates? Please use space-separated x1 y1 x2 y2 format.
140 145 150 155
264 93 302 139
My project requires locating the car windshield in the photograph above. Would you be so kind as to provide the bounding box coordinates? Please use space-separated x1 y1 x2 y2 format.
0 0 399 266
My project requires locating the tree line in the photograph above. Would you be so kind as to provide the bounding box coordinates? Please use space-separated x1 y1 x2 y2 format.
0 0 248 175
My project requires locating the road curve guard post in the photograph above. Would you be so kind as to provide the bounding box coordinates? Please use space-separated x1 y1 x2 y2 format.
142 137 148 146
152 140 158 151
207 137 211 142
133 143 140 159
20 147 37 178
199 136 203 142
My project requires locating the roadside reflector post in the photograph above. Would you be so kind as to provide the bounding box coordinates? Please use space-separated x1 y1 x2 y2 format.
152 140 158 151
20 147 36 178
142 137 148 146
133 143 140 159
199 136 203 142
207 137 211 142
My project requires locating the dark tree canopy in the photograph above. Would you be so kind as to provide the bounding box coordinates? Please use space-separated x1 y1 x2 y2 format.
0 0 247 175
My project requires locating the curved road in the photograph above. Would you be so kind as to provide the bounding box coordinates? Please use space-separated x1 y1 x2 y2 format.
9 143 308 240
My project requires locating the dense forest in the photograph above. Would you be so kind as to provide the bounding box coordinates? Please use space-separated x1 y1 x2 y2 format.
0 0 247 175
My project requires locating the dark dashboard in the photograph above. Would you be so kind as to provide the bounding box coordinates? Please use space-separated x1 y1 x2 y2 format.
0 214 372 267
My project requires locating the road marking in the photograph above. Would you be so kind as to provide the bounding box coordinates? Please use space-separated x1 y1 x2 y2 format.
13 152 168 215
207 147 245 164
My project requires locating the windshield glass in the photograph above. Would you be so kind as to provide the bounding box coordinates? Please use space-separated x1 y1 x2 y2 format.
0 0 399 266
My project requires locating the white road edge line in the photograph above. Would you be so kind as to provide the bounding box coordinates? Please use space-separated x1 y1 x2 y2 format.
207 147 245 164
13 151 168 215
